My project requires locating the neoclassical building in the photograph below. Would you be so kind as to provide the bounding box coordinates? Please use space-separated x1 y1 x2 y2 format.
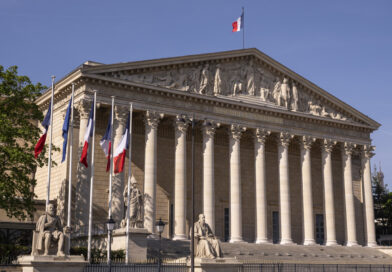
34 48 380 247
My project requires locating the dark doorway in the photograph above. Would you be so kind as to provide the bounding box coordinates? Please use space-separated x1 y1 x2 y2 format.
224 208 230 242
315 214 325 245
273 211 279 244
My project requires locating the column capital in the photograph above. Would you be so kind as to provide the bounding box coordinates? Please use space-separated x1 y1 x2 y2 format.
322 139 337 153
114 105 128 121
279 132 294 147
255 128 271 144
175 114 191 134
76 99 91 119
363 145 375 159
301 136 316 150
343 142 356 156
230 124 246 141
203 120 220 138
145 110 163 129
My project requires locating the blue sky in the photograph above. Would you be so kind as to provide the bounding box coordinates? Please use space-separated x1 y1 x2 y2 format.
1 0 391 186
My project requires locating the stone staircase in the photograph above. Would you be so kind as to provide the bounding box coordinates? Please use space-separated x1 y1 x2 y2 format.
147 239 392 264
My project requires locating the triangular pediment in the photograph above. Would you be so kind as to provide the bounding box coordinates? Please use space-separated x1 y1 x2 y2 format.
81 49 380 129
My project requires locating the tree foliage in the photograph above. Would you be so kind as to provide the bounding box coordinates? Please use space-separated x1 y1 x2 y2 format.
0 65 47 220
372 166 392 237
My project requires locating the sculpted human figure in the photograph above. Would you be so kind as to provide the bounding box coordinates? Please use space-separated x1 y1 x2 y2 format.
244 59 255 95
194 214 223 259
280 77 290 108
122 176 143 228
291 83 299 111
199 64 210 94
213 64 222 95
35 203 65 256
272 77 282 105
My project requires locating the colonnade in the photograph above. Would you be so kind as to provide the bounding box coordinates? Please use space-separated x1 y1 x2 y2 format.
75 106 376 247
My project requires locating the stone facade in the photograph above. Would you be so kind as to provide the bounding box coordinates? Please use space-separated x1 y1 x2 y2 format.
33 49 380 247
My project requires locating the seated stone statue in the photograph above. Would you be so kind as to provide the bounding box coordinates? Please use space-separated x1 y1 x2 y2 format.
35 203 65 256
194 214 223 259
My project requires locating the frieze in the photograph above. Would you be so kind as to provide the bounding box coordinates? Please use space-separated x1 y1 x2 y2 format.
116 59 352 123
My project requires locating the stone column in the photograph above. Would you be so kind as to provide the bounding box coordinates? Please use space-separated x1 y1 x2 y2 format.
229 124 246 243
143 110 162 235
321 139 338 246
301 136 316 245
278 132 294 245
74 100 91 230
254 128 270 244
342 142 358 246
202 120 219 233
362 145 377 247
173 115 190 240
112 106 128 224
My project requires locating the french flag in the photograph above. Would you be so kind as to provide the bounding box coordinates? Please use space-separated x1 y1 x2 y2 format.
80 100 94 168
113 113 130 174
100 110 112 172
34 102 51 158
61 98 72 163
232 11 244 32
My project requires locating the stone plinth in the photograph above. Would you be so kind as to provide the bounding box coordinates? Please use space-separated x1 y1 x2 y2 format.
188 258 241 272
17 255 86 272
112 228 149 261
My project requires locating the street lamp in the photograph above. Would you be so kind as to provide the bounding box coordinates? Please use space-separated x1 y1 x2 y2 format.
156 218 165 272
106 217 116 271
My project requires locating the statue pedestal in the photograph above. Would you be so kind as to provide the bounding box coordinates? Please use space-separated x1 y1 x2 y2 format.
189 257 241 272
17 255 87 272
112 228 150 261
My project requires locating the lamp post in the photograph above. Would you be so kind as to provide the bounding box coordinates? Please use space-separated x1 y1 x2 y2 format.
156 218 165 272
106 217 115 272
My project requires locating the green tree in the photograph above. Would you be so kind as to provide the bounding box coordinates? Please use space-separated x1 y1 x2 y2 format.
0 65 48 220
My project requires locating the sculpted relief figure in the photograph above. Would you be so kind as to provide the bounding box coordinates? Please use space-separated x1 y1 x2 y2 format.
194 214 223 259
213 64 222 95
244 60 255 96
272 77 282 106
199 64 210 94
34 204 66 256
291 83 299 111
122 176 144 228
280 77 290 108
168 68 188 91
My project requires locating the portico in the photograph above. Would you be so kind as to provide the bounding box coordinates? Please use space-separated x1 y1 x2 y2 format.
33 48 379 248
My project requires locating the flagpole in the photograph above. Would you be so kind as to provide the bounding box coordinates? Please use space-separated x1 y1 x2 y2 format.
190 114 195 272
87 91 97 263
66 83 75 255
125 102 133 264
242 6 245 49
107 96 115 263
45 76 55 209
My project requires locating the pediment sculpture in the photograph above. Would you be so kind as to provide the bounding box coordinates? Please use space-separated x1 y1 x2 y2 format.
117 59 351 122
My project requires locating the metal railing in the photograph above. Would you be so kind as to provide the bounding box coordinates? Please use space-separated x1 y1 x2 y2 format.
84 260 187 272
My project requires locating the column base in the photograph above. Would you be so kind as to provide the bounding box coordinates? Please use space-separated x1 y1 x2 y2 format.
366 242 378 248
173 234 188 241
280 239 294 245
255 239 270 244
345 241 359 247
303 239 316 246
229 237 244 243
325 240 338 246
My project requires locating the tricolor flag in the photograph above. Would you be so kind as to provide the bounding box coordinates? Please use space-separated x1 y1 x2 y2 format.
80 100 95 168
232 11 244 32
34 102 51 158
113 113 130 174
61 98 72 163
100 110 112 172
